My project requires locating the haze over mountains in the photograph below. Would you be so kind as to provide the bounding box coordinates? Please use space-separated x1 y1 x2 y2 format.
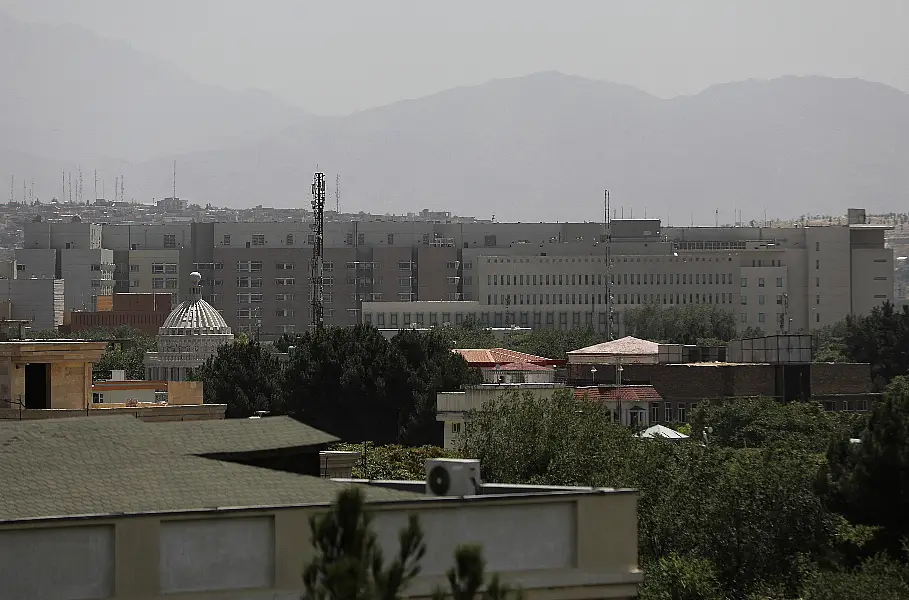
2 12 908 223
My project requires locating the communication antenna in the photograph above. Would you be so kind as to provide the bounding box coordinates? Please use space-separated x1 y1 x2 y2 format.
78 167 83 204
335 174 340 214
23 180 26 203
9 175 13 204
310 171 326 329
604 189 615 341
173 160 177 200
94 170 98 201
30 178 34 203
120 175 124 203
68 172 72 203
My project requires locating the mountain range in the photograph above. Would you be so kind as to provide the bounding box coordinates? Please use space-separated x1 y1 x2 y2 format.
2 12 908 223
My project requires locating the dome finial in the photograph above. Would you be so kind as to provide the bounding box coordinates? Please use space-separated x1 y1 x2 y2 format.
189 271 202 285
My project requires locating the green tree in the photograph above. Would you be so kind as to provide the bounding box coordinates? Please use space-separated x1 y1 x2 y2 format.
391 329 482 446
623 304 737 344
821 392 909 557
502 327 604 360
639 553 723 600
841 302 909 384
192 338 283 418
433 545 523 600
302 486 426 600
332 442 458 480
282 326 411 443
803 555 909 600
690 397 862 453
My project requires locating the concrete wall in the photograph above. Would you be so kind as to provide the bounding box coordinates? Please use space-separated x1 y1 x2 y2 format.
0 403 227 421
168 380 204 405
51 361 93 409
3 278 64 330
0 489 640 600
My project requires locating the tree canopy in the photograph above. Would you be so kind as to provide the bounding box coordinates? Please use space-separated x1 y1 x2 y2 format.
622 303 738 345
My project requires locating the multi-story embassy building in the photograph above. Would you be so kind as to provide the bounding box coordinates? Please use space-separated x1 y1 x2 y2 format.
22 209 892 339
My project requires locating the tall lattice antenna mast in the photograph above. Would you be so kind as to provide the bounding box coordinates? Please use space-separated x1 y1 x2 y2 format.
335 174 340 214
605 189 615 341
9 175 13 204
120 175 124 203
173 160 177 201
310 171 326 329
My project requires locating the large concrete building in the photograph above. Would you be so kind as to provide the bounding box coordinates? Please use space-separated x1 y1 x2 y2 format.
21 208 892 338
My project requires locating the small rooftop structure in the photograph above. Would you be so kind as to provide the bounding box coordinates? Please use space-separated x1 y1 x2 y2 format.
567 336 660 364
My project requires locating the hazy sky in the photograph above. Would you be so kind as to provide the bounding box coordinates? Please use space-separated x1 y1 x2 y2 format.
2 0 908 115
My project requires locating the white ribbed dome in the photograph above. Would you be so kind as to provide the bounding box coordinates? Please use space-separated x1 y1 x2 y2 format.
159 272 230 335
160 299 230 335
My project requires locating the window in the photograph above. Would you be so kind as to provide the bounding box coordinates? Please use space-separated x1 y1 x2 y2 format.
741 312 748 323
390 313 399 326
758 295 765 305
276 293 296 301
816 259 820 270
275 262 294 270
677 404 687 423
817 312 820 323
92 392 104 404
163 234 176 248
398 276 412 288
152 264 165 274
275 308 295 317
758 277 765 287
275 278 296 286
816 277 820 287
776 277 783 287
741 295 747 305
650 403 660 423
165 278 178 289
237 261 263 272
252 234 265 246
816 241 820 251
446 261 459 269
740 277 747 287
152 278 165 289
223 234 231 246
387 233 394 245
129 264 139 272
758 312 766 323
451 422 462 434
286 233 294 245
664 403 674 423
398 261 412 271
776 294 783 305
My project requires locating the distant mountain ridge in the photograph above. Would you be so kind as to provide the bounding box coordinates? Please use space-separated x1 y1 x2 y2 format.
0 12 310 162
2 11 907 222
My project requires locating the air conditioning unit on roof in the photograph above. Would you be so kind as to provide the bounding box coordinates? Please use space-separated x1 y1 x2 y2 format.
425 458 481 497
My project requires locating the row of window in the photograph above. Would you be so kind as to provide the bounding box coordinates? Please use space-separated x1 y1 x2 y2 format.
741 277 785 288
236 308 296 318
484 291 738 307
367 311 609 328
487 272 740 287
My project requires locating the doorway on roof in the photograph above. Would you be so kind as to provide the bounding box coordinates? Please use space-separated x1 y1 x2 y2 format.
24 363 50 409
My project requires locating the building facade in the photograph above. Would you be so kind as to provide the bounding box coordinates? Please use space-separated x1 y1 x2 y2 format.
20 208 892 338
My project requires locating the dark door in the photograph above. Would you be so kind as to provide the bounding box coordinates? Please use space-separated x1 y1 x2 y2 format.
24 363 50 409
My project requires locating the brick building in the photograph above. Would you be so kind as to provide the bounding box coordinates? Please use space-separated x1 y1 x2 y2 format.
64 293 172 336
567 335 878 422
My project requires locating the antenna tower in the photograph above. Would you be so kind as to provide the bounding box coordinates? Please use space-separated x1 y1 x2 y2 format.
173 160 176 200
78 168 83 204
120 175 124 203
310 171 326 329
605 189 615 340
68 173 72 203
94 170 98 201
335 174 340 214
9 175 13 205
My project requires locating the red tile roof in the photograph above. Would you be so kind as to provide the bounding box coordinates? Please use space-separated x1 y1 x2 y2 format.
573 385 663 402
489 362 554 372
453 348 564 367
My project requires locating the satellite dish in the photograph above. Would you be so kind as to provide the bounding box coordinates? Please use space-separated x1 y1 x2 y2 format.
428 465 451 496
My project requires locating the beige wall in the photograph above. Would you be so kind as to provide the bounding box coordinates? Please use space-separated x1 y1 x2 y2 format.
51 361 93 409
168 381 204 405
0 490 640 600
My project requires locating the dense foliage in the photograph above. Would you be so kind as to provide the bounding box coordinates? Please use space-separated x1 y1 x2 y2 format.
622 303 738 345
194 326 480 445
332 442 457 480
453 388 909 600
